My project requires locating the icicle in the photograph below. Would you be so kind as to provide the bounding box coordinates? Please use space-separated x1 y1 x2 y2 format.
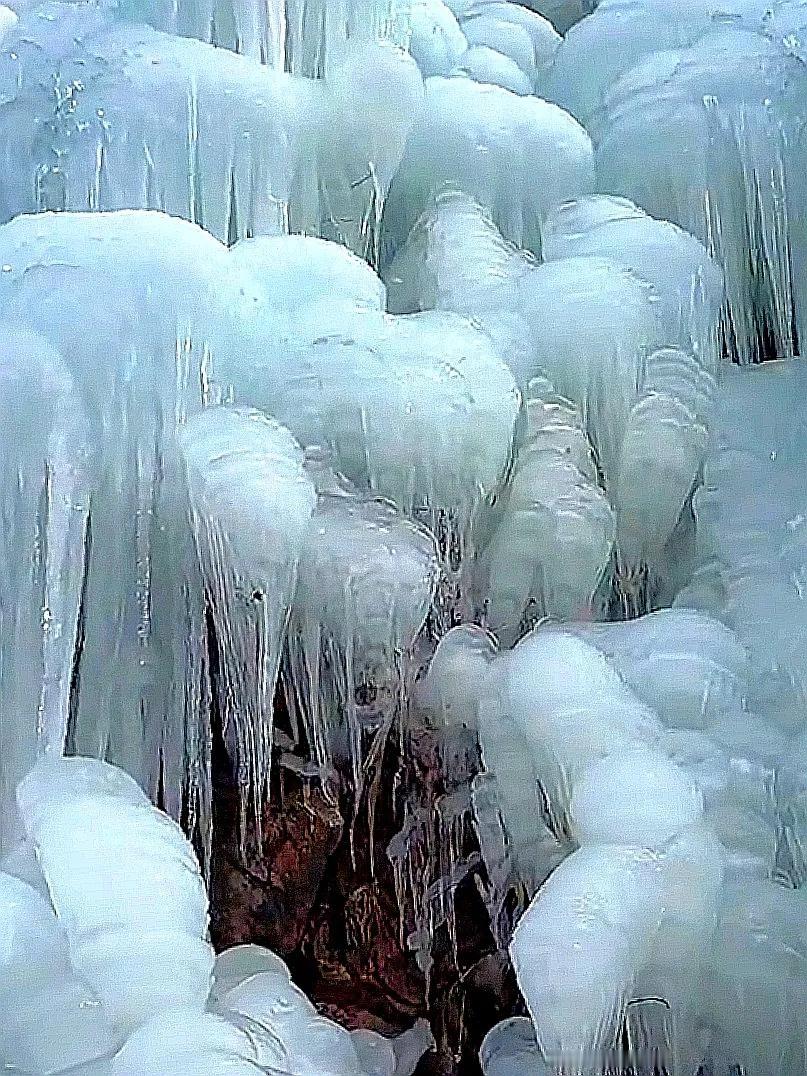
179 406 316 845
0 327 89 852
0 210 256 824
283 483 439 827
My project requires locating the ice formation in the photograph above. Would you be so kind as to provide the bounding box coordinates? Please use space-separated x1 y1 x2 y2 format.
0 0 805 1073
283 481 439 803
180 407 316 843
0 756 429 1074
0 328 88 851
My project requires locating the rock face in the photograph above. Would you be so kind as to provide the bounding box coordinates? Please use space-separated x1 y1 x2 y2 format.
209 693 519 1073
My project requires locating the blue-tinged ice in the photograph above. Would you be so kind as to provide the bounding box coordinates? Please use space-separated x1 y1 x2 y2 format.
283 479 439 802
382 77 593 258
0 327 89 852
17 756 214 1033
179 407 316 844
0 210 248 825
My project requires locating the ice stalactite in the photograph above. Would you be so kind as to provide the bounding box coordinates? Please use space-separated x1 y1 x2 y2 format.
283 478 439 820
283 0 410 77
119 0 288 66
609 347 714 606
389 190 721 610
0 5 296 238
179 407 316 849
385 725 484 992
381 75 594 261
551 0 807 365
291 40 425 263
419 624 563 903
0 7 423 256
0 328 89 852
118 0 412 73
0 210 250 823
476 375 615 642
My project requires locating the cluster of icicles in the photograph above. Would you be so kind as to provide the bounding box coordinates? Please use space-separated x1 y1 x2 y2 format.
1 0 807 1073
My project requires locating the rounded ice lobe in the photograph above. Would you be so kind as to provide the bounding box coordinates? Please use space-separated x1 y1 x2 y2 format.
231 233 387 314
383 75 594 258
571 747 704 848
17 757 214 1033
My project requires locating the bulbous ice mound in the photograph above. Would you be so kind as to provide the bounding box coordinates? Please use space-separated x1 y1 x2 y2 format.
16 757 214 1034
382 75 593 259
0 210 253 819
547 0 772 125
1 756 431 1075
455 4 561 93
478 377 614 640
221 296 520 558
388 192 717 596
0 870 122 1073
542 195 724 367
231 233 387 315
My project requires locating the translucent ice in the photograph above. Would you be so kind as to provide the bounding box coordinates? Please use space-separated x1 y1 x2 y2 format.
406 0 467 76
382 76 593 258
478 376 614 641
0 210 248 823
220 299 520 564
386 190 712 565
179 407 316 837
547 0 772 125
593 24 803 363
542 195 724 369
0 10 423 254
284 484 439 799
0 327 89 851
